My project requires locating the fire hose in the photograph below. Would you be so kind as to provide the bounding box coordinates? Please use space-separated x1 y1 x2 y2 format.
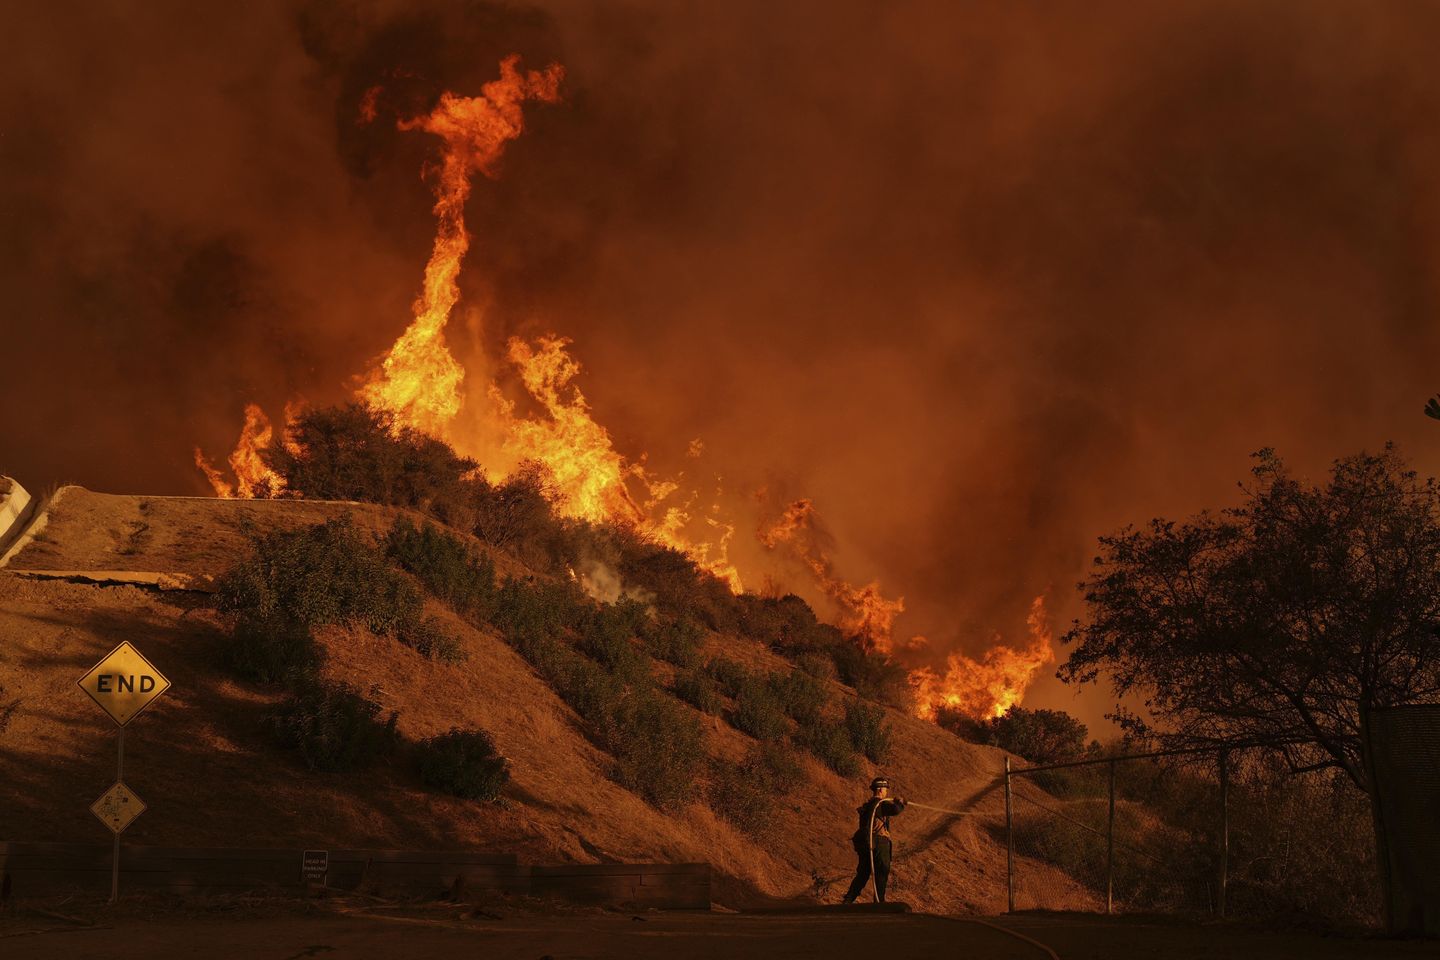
865 799 982 902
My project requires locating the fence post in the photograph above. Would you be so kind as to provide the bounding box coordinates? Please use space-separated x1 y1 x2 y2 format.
1106 758 1116 915
1004 756 1015 913
1218 749 1229 918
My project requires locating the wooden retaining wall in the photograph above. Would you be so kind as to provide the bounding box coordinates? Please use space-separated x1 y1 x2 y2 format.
0 842 710 909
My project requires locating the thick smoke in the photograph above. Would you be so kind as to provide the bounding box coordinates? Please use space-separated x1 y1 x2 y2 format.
6 0 1440 727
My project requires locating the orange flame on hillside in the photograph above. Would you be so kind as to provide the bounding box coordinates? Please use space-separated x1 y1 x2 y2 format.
195 55 1051 717
346 57 743 589
493 335 743 589
759 499 905 651
360 55 564 438
194 403 287 499
909 595 1057 721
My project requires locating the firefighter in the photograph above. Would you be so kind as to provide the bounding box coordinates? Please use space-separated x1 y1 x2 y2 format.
841 776 908 903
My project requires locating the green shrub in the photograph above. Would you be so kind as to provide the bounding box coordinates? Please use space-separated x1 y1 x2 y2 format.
416 727 510 801
261 403 481 523
225 614 323 684
217 518 421 635
753 741 806 793
400 615 466 663
672 668 724 715
708 743 807 837
987 706 1089 765
937 704 1092 767
554 649 627 726
642 617 704 669
844 698 893 763
732 677 789 741
492 577 586 645
830 644 910 707
608 691 705 809
770 669 828 725
576 603 648 679
472 462 578 574
706 657 750 699
799 718 861 777
795 652 838 682
266 681 399 772
385 517 497 621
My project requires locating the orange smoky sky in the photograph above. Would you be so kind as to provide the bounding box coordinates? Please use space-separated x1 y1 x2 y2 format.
5 0 1440 729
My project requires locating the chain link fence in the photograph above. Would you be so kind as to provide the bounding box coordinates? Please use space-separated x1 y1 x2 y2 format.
1001 747 1380 925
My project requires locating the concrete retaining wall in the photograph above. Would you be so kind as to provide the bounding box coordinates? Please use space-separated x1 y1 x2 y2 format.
0 842 710 908
0 477 32 558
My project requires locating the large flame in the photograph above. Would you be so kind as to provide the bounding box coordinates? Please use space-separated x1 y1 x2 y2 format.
349 56 742 589
909 594 1057 721
194 403 286 499
759 499 905 651
195 56 1053 719
494 335 743 589
359 55 564 438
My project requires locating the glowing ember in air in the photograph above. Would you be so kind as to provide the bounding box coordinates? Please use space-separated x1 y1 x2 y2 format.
909 595 1057 721
760 499 905 650
194 403 286 499
360 56 564 438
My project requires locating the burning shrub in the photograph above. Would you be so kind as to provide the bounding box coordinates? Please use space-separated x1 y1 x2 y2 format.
843 698 893 764
399 615 466 663
798 717 861 777
708 743 807 838
226 614 324 685
769 669 829 725
416 727 510 802
732 676 789 741
615 532 738 631
607 690 705 809
384 517 497 621
672 668 724 715
642 616 704 669
264 403 480 522
217 518 421 636
266 680 399 772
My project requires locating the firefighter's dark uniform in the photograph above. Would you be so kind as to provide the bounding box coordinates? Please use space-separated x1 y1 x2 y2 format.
842 796 907 902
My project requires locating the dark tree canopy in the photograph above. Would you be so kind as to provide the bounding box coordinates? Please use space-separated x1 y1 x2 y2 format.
938 704 1089 766
264 402 483 519
1061 446 1440 791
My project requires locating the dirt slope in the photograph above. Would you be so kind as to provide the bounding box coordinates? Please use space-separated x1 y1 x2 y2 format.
0 487 1094 913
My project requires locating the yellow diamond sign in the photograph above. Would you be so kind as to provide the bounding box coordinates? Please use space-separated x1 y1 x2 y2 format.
91 781 146 835
77 642 171 726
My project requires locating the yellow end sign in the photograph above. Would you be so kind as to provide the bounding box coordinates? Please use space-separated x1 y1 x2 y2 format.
77 642 171 726
91 781 146 835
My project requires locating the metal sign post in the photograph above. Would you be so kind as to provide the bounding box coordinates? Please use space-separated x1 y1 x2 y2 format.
77 642 170 903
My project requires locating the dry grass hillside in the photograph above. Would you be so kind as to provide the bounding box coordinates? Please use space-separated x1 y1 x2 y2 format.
0 487 1095 913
